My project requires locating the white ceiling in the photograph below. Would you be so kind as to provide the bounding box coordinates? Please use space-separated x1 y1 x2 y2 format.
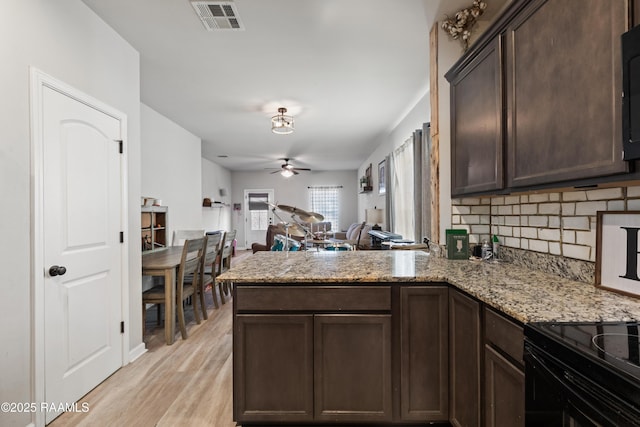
81 0 501 172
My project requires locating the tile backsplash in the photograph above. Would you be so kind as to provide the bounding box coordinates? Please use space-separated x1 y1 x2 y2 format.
451 185 640 266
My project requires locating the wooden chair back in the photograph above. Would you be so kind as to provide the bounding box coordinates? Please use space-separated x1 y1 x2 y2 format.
172 229 205 246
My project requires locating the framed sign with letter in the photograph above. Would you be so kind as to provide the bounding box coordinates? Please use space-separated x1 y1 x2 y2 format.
596 211 640 298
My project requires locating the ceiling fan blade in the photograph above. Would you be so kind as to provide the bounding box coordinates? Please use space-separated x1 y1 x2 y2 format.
293 167 311 171
293 170 299 175
269 170 280 174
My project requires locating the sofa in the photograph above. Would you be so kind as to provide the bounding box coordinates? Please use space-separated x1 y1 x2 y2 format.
330 222 372 250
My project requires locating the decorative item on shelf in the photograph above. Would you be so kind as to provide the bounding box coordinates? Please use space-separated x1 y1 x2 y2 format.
366 208 384 231
203 197 212 207
271 107 294 134
441 0 488 52
360 163 373 192
445 229 469 260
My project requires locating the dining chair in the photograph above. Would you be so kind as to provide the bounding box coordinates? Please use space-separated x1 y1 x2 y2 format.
215 229 237 304
142 237 205 340
186 233 222 317
171 229 205 246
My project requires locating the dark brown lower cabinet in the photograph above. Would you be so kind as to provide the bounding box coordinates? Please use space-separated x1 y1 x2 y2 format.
484 345 525 427
234 314 314 423
449 290 481 427
314 314 392 422
400 286 449 421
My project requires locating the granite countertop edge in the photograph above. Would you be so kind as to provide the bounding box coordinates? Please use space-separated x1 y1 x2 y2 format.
216 251 640 324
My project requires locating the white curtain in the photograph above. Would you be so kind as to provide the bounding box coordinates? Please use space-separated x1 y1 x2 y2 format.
390 137 414 240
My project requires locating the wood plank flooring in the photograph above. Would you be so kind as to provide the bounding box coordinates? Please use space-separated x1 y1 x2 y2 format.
50 250 254 427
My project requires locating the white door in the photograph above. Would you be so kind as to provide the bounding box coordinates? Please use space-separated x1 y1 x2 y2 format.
42 86 123 423
244 189 274 247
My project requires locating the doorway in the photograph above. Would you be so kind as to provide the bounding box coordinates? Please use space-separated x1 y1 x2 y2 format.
31 69 128 425
244 189 274 248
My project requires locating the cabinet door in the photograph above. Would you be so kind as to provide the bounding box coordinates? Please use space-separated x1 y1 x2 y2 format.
314 314 392 422
400 286 448 421
449 290 481 427
234 314 313 423
450 36 504 196
506 0 628 187
484 345 525 427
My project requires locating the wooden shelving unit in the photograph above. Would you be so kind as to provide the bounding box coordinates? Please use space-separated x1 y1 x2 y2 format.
141 206 168 253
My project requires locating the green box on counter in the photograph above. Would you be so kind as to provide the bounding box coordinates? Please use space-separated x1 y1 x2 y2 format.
446 229 469 260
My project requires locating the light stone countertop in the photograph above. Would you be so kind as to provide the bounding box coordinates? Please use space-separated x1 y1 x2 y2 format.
217 250 640 324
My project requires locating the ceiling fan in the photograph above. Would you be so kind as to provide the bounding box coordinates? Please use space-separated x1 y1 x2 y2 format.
270 158 310 177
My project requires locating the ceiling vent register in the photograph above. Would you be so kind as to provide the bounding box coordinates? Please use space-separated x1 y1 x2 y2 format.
190 1 244 31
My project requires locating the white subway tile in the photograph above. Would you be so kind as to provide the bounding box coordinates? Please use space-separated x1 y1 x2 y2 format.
562 216 590 230
576 230 595 247
530 194 550 203
472 225 491 235
498 205 513 215
505 195 520 205
549 193 560 202
539 228 561 241
549 242 562 255
608 200 625 211
627 199 640 210
513 205 521 215
562 230 576 244
529 216 549 227
563 191 587 202
529 239 549 253
520 195 529 203
480 215 491 225
452 205 471 215
452 215 460 224
562 244 591 261
505 237 521 248
549 216 561 228
562 203 576 215
460 215 480 224
586 187 623 200
521 227 538 239
505 216 520 226
520 239 529 250
521 204 537 215
471 205 491 215
461 197 481 205
481 198 491 205
575 201 607 215
627 186 640 198
539 203 561 215
521 216 529 226
499 225 513 237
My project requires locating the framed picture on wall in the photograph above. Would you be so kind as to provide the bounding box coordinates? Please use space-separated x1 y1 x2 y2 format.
378 160 386 195
596 211 640 298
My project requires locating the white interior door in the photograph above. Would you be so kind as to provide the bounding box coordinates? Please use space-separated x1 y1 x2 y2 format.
244 189 274 247
42 86 123 424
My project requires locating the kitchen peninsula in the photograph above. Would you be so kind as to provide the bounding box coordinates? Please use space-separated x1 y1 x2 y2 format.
217 251 640 425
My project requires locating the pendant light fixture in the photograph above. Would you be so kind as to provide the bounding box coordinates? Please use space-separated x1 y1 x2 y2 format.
271 107 294 134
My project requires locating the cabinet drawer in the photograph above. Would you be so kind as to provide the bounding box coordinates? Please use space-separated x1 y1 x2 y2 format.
484 307 523 364
235 286 391 312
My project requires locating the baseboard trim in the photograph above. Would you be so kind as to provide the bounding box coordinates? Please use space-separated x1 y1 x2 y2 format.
128 343 147 363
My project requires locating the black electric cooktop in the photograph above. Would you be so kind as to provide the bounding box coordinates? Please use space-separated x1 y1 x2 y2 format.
525 322 640 408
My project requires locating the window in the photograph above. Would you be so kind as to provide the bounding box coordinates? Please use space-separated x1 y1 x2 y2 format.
308 186 341 231
248 192 269 231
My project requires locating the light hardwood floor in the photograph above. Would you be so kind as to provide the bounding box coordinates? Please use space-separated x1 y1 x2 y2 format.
50 250 254 427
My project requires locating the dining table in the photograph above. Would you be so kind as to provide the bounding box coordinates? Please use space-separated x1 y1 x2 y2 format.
142 246 186 345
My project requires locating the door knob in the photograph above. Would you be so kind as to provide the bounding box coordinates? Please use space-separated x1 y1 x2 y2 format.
49 265 67 277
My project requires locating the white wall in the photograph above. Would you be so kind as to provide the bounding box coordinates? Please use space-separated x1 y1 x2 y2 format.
141 104 202 241
201 157 232 233
0 1 141 426
231 170 358 248
357 91 431 233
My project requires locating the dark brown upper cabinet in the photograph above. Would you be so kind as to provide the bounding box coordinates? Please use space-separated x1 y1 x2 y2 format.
505 0 628 187
446 0 633 196
448 37 504 196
